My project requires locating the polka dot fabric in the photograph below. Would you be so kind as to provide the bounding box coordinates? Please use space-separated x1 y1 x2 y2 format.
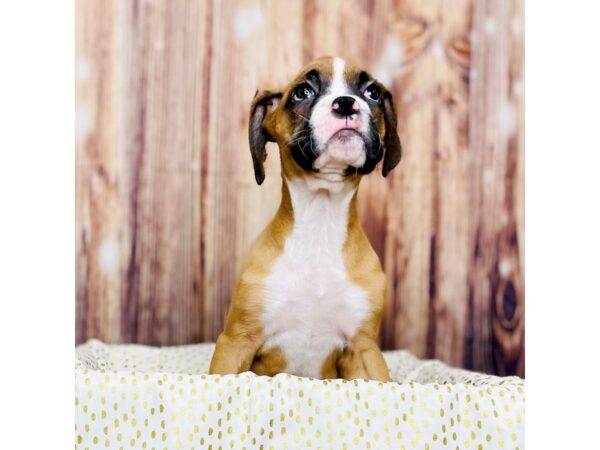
75 340 524 449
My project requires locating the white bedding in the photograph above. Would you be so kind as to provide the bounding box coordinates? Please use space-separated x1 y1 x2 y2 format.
75 339 524 449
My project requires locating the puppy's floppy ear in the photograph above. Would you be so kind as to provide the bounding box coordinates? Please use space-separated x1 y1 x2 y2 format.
381 90 402 177
248 90 282 185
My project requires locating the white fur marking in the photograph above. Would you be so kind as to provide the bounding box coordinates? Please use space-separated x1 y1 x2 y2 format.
261 177 370 377
330 57 347 97
309 57 373 172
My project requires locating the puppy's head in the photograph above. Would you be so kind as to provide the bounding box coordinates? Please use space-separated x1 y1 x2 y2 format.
249 56 401 185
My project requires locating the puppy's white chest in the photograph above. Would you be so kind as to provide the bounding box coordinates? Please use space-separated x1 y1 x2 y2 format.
261 180 370 378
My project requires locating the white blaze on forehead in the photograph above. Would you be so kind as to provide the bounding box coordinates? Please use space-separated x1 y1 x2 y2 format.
310 57 371 156
329 57 349 96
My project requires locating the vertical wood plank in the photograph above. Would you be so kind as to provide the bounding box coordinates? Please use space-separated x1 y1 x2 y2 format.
203 0 234 340
76 0 124 344
233 0 304 272
382 1 438 359
466 0 524 375
426 0 472 368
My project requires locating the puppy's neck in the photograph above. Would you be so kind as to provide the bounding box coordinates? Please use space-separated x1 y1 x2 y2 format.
275 174 360 238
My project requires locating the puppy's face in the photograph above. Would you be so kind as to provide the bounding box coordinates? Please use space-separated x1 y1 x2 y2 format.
249 56 401 184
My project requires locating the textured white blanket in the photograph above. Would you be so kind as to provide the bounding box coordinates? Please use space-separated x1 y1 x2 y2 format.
75 340 524 449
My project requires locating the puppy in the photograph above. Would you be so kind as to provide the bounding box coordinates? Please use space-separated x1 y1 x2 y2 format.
209 56 401 381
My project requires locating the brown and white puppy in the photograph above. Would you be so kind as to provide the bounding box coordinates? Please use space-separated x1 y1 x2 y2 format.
209 56 401 381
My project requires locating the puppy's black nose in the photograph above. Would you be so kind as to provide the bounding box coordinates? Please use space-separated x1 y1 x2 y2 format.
332 96 358 117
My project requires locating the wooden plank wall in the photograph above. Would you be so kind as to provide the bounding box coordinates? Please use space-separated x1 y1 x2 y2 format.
76 0 524 377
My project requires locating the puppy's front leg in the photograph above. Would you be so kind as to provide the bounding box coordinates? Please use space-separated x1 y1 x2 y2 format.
338 332 391 382
209 331 261 375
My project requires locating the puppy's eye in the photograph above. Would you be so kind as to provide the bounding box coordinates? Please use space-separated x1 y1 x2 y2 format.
363 84 381 103
292 84 315 102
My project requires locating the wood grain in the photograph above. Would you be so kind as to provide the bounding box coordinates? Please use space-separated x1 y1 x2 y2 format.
76 0 524 377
